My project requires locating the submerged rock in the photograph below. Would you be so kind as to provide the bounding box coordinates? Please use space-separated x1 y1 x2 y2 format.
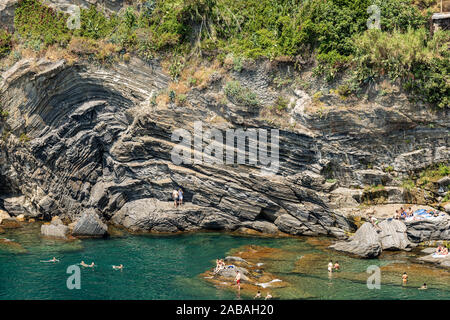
41 223 70 239
0 218 21 229
418 253 450 268
329 222 382 258
0 210 11 224
72 212 107 237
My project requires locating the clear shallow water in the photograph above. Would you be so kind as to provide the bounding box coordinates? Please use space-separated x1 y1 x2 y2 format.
1 223 449 300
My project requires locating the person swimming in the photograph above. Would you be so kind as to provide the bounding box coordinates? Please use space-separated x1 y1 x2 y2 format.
265 292 272 300
80 261 95 268
254 291 261 299
419 283 427 290
41 257 59 263
112 264 123 270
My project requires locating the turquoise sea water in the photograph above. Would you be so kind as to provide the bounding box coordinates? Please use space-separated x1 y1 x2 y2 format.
1 223 449 300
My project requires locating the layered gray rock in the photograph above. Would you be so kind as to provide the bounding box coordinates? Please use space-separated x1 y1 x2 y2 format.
72 211 107 237
405 215 450 242
41 223 69 239
418 253 450 268
378 219 415 251
330 223 382 258
0 53 448 237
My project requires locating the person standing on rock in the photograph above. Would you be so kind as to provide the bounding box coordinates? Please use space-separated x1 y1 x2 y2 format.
172 189 178 207
235 270 241 290
178 189 184 206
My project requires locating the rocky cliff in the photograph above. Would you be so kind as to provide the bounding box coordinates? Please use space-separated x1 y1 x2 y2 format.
0 54 448 238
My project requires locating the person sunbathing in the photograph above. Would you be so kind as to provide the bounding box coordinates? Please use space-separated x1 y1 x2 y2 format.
441 247 449 256
436 245 443 254
407 207 413 217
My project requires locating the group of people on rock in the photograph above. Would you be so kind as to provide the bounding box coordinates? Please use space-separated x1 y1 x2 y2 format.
394 207 414 219
172 188 184 207
394 207 439 220
436 244 449 256
214 259 226 273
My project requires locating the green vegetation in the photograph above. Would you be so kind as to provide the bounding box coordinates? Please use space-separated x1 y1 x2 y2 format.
384 165 394 173
0 29 12 58
224 81 260 106
3 0 449 108
19 133 30 143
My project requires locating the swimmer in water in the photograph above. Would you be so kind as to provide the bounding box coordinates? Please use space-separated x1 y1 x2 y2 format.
334 261 340 271
80 261 95 268
402 272 408 284
265 292 272 300
419 283 427 290
328 260 333 273
41 257 59 263
254 291 261 299
112 264 123 270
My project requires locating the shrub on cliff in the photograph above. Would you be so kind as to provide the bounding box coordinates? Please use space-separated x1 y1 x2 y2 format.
14 0 71 46
354 28 449 108
0 29 12 59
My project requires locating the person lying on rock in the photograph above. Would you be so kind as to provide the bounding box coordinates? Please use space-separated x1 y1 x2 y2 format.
436 245 444 255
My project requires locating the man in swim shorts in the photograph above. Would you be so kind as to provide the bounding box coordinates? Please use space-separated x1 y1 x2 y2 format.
172 189 178 207
235 271 241 290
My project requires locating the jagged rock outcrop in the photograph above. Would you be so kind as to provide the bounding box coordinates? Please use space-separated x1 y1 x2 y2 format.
378 219 414 251
72 211 107 237
0 54 448 237
405 215 450 242
329 222 382 258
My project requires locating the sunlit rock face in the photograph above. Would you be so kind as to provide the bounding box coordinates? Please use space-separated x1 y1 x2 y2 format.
0 56 448 236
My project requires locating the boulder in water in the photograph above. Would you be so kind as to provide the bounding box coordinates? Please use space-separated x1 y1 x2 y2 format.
41 223 69 239
329 222 382 258
72 211 107 237
378 219 415 251
0 217 21 229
